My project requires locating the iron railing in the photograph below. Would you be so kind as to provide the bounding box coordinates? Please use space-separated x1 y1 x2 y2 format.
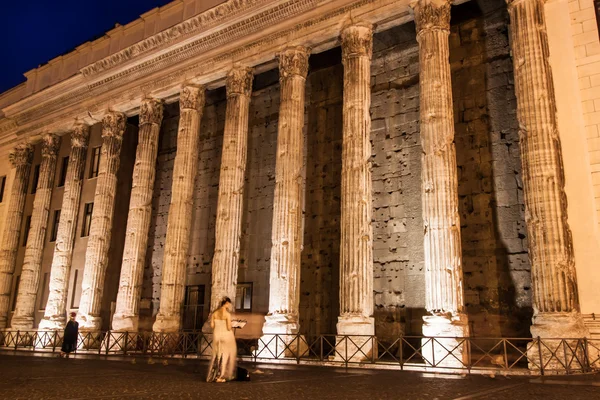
1 330 598 375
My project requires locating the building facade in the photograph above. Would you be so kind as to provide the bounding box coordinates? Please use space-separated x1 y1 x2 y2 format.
0 0 599 345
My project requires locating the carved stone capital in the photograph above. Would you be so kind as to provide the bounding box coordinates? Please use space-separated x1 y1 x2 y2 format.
71 124 91 148
102 111 127 138
341 24 373 60
140 98 164 125
41 134 61 158
9 143 34 167
226 67 254 97
506 0 538 8
411 0 452 34
180 85 206 111
278 46 310 80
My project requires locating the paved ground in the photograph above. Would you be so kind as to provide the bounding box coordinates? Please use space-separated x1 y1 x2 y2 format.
1 352 599 399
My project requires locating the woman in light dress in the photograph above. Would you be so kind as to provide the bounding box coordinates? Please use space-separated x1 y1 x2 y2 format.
207 297 237 383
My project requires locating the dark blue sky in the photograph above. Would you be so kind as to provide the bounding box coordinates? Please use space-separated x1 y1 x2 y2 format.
1 0 173 94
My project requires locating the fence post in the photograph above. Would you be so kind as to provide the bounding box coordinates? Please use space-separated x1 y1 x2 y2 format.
583 337 591 372
399 337 404 370
537 336 544 376
15 331 19 350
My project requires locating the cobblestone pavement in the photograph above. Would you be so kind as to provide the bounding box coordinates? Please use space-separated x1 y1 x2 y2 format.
1 353 599 400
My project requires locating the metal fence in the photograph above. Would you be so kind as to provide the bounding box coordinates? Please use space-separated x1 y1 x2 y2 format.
1 330 598 375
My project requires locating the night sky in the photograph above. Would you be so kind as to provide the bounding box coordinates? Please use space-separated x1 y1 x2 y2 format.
1 0 173 94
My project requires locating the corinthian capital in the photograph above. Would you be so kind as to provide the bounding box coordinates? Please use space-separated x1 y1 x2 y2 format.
411 0 452 34
102 111 127 139
41 134 61 158
71 124 91 148
226 67 254 98
278 46 310 80
140 98 164 126
341 23 373 60
9 143 34 168
180 85 205 111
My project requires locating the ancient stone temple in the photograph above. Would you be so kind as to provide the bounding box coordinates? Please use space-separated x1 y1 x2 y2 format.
1 0 600 351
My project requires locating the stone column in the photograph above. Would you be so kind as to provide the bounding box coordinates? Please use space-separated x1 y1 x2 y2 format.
39 125 90 331
263 47 309 337
153 85 205 333
208 68 253 314
77 112 126 330
11 134 61 330
0 144 33 329
507 0 588 339
337 24 375 339
412 0 469 366
112 99 163 332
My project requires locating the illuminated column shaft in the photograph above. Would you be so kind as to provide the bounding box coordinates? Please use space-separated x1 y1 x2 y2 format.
0 144 33 329
153 86 205 333
337 24 375 336
264 47 309 334
39 125 90 330
507 0 587 337
11 134 61 329
413 0 469 336
77 112 126 330
209 68 253 313
112 99 163 332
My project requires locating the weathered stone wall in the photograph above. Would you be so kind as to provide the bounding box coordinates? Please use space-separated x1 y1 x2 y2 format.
83 0 531 337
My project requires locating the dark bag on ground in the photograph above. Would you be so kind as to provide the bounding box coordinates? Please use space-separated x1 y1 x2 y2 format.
235 366 250 381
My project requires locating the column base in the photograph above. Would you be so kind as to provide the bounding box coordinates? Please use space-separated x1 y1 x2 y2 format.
152 313 180 333
111 313 139 333
38 316 66 331
421 313 469 368
76 314 102 331
257 314 307 359
9 315 35 331
528 312 590 373
335 315 375 363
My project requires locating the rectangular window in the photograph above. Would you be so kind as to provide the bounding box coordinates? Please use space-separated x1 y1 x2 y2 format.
50 210 61 242
235 283 253 312
183 285 205 331
89 146 101 179
70 270 80 309
31 164 40 194
0 176 5 203
58 156 69 187
11 275 20 312
39 272 50 311
22 215 31 247
81 203 93 237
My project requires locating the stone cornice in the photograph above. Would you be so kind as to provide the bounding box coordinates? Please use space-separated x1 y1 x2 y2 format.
0 0 421 143
80 0 271 78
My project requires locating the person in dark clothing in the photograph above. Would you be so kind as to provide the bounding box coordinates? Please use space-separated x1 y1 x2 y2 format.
60 312 79 358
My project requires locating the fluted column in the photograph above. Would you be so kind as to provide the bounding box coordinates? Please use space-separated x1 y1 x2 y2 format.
412 0 469 366
77 112 126 330
153 85 205 333
507 0 588 338
39 125 90 330
0 144 33 329
112 99 163 332
262 47 309 335
209 68 253 314
11 134 61 329
337 24 375 337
